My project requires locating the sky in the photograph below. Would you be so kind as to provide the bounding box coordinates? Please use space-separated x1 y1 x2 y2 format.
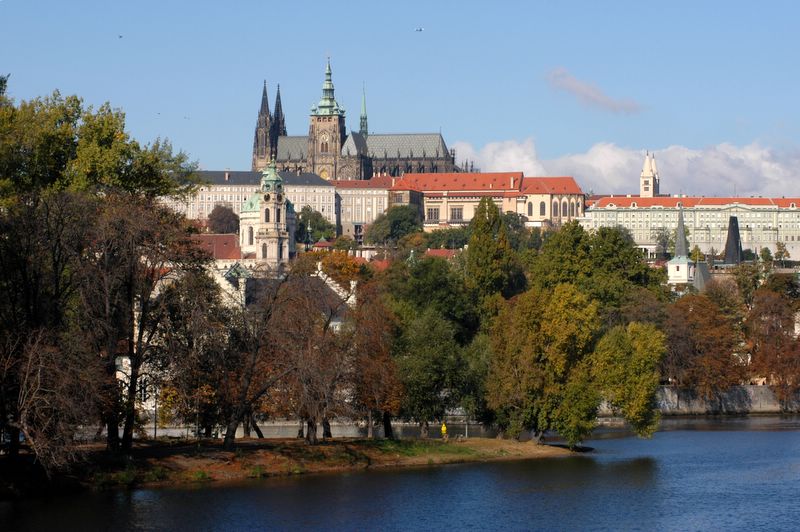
3 0 800 197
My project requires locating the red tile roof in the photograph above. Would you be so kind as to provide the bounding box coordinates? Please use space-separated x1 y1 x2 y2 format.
521 177 583 195
393 172 525 192
192 234 241 260
591 196 800 209
425 248 459 259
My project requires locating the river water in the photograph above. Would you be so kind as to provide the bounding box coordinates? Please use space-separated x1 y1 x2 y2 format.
3 417 799 531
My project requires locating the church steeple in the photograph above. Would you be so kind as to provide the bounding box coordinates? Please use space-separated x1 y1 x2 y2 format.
675 208 688 258
273 84 287 137
359 83 368 137
252 81 273 171
311 58 344 117
640 150 660 198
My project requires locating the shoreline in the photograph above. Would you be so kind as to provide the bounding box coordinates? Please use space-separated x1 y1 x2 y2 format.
0 438 572 499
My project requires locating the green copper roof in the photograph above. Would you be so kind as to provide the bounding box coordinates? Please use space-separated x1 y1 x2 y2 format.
260 158 284 192
311 59 345 117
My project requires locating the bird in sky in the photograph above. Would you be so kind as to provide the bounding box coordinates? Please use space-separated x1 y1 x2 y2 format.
118 35 123 39
415 27 424 32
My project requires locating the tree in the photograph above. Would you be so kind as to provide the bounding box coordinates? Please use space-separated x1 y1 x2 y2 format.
593 323 666 437
394 308 462 437
425 227 470 249
733 262 762 309
295 205 335 245
207 204 239 234
464 197 525 303
760 246 774 266
364 205 421 245
690 245 703 263
663 295 745 400
487 284 601 446
775 241 790 268
746 288 800 407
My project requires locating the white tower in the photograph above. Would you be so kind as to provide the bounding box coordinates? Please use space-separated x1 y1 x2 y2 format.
640 151 660 198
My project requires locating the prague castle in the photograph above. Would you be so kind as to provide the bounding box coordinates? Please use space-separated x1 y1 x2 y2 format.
252 60 457 180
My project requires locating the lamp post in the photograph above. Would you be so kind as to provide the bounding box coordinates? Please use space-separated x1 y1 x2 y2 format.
305 220 312 252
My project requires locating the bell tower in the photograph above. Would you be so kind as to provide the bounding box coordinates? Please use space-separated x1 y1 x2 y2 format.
640 151 660 198
308 59 346 180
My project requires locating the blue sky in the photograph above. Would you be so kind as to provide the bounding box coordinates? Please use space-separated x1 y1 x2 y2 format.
3 0 800 196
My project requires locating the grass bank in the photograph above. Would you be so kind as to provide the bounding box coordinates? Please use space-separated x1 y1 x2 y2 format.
1 438 572 497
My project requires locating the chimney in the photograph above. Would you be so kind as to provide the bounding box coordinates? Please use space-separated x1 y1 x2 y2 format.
510 176 515 188
224 171 230 182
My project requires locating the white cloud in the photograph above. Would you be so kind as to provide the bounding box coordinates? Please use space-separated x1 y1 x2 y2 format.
454 138 800 198
547 67 641 115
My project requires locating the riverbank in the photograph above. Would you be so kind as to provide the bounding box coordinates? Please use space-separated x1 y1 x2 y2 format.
0 437 571 498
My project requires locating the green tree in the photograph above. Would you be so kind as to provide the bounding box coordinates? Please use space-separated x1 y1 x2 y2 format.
364 205 421 245
295 205 335 245
760 246 773 265
207 204 239 234
593 323 666 437
690 245 703 263
464 197 525 302
394 307 462 436
487 284 601 446
425 227 470 249
775 241 790 267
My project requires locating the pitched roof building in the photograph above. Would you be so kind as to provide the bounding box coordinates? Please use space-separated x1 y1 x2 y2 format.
252 60 457 180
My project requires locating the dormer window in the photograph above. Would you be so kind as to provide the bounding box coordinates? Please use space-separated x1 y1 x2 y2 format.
792 203 797 209
631 202 637 208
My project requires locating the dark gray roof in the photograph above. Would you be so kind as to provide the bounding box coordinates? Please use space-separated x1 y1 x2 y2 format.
197 170 260 186
341 132 368 156
279 171 333 187
276 136 308 161
364 133 450 160
197 169 330 188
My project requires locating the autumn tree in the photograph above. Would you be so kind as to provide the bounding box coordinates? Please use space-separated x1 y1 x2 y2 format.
775 241 790 267
663 295 745 401
746 288 800 407
207 204 239 234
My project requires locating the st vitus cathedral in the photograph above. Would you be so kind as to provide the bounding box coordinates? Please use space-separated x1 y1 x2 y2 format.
252 60 457 180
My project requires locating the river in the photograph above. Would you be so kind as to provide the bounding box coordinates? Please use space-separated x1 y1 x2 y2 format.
2 416 799 531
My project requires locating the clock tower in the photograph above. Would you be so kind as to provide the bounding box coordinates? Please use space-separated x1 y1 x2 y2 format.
308 59 346 180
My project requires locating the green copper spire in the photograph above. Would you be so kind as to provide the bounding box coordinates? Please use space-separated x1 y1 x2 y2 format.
260 157 283 192
311 58 344 117
359 83 368 137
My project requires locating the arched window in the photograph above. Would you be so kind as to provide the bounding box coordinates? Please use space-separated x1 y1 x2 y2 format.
527 202 533 216
553 200 559 217
562 200 569 218
569 201 575 217
577 201 582 215
264 208 270 223
540 201 546 216
261 243 267 259
276 208 281 223
248 226 253 246
278 243 284 260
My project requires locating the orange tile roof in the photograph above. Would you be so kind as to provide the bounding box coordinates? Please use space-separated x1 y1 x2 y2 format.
425 248 459 259
591 196 800 208
521 177 583 195
192 234 241 260
394 172 525 192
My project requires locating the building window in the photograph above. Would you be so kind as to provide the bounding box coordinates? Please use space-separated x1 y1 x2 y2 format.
540 201 546 216
451 207 463 221
527 202 533 216
553 200 559 217
276 208 281 223
262 243 267 259
264 208 270 223
562 200 569 218
426 207 440 222
248 226 253 246
393 193 404 203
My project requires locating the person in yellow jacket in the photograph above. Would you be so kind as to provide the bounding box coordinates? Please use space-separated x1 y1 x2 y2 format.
441 421 448 442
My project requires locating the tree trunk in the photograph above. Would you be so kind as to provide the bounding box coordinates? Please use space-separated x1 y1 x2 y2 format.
251 415 264 439
420 421 429 439
204 425 212 438
121 358 141 451
222 412 242 451
296 419 305 439
382 411 394 440
322 418 332 439
367 410 374 439
305 418 318 445
243 412 251 438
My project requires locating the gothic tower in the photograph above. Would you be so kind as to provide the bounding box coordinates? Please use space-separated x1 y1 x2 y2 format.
270 84 287 158
307 59 346 180
359 84 368 137
252 82 273 171
640 151 660 198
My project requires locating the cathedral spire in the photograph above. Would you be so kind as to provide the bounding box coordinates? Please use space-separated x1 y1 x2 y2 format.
359 83 368 137
311 58 344 117
260 80 270 116
252 81 273 171
274 84 287 136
